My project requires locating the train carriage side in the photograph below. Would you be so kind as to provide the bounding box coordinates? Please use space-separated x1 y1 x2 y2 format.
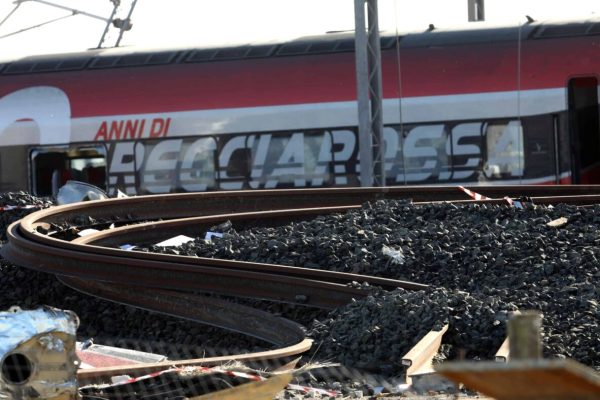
0 20 599 195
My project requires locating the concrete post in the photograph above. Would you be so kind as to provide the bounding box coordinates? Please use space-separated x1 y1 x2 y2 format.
508 310 543 360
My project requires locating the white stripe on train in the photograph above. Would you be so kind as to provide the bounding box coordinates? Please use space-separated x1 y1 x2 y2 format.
65 87 566 142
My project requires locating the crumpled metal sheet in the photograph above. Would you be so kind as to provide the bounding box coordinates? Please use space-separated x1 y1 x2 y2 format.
56 181 108 205
0 306 79 400
0 306 78 357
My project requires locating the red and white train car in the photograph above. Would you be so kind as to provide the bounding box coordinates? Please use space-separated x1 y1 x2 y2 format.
1 18 600 196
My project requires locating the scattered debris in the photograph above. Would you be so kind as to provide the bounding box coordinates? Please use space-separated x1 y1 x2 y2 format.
382 244 405 265
76 341 167 369
79 364 338 400
546 216 568 228
0 306 79 400
78 228 100 237
205 231 224 241
56 181 108 205
155 234 195 247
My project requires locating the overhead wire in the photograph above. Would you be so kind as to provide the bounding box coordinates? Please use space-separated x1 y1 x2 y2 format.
0 12 75 40
0 3 22 29
0 0 135 48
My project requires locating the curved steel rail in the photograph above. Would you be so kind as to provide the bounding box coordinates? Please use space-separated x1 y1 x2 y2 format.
4 186 600 380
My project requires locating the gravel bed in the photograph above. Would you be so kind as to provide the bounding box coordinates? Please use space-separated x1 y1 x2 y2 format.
144 199 600 370
1 191 598 398
0 263 272 358
0 192 271 359
0 191 53 240
308 287 516 375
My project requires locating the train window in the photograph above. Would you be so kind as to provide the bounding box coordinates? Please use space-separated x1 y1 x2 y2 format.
178 137 217 192
277 42 311 56
186 49 218 63
32 61 59 72
308 41 338 53
535 23 589 39
57 57 90 71
215 47 250 60
30 146 107 197
138 138 218 193
335 39 355 51
483 121 524 178
5 62 35 74
248 132 327 189
89 56 120 69
116 54 151 67
402 124 449 183
301 132 332 187
147 52 178 65
246 45 276 58
138 139 180 193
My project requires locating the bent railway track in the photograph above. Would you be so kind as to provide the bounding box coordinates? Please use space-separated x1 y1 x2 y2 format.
3 185 600 381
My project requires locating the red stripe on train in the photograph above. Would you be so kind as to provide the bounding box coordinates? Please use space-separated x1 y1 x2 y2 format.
0 35 597 117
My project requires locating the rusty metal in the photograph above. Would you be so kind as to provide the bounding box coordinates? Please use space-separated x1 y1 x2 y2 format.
4 221 413 309
60 278 307 348
5 186 600 380
22 185 600 226
402 324 448 383
0 307 79 399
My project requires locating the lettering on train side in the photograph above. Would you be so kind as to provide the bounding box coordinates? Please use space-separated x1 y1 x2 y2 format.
94 118 171 141
103 121 525 194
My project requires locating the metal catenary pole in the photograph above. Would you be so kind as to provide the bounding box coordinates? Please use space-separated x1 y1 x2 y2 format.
354 0 373 187
367 0 385 186
354 0 385 187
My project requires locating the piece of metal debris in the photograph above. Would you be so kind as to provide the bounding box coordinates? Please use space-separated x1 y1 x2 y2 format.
0 306 79 400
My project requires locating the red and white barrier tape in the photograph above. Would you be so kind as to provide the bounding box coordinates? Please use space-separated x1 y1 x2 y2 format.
459 186 526 208
83 365 339 397
458 186 492 201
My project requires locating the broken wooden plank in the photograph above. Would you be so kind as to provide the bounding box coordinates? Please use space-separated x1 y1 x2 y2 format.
436 359 600 400
402 324 448 382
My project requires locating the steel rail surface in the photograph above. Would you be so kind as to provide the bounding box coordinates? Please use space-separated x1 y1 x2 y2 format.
61 277 307 347
19 185 600 225
4 186 600 379
69 193 600 250
69 207 425 291
4 221 373 309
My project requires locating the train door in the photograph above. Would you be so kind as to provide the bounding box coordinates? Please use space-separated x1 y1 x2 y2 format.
568 77 600 183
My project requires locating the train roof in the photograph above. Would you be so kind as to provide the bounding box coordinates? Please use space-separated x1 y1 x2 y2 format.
2 17 600 76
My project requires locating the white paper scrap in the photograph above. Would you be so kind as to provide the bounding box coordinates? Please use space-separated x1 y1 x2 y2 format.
547 217 568 228
78 228 99 237
382 245 405 265
155 235 194 247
